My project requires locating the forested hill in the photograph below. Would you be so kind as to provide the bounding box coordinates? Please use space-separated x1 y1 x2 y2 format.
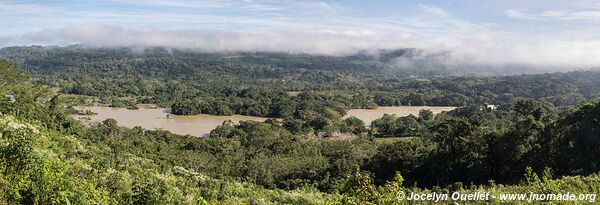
0 45 521 78
1 46 600 112
0 46 434 78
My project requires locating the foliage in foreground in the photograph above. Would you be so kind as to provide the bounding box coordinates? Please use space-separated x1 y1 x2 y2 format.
1 114 597 204
335 168 599 205
0 114 334 204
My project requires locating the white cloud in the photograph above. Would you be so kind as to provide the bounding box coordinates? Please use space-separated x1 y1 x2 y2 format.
17 23 600 70
505 9 537 20
0 36 9 47
20 24 410 55
419 4 450 17
113 0 339 14
4 1 600 70
505 8 600 21
0 1 60 14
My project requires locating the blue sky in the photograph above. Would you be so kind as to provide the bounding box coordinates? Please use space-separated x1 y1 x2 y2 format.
2 0 600 67
4 0 599 35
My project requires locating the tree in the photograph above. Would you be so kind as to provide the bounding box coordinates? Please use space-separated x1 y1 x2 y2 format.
340 168 379 204
368 138 434 185
342 116 367 134
428 117 490 185
0 60 29 87
493 99 546 182
418 109 434 122
102 118 122 138
395 115 423 136
370 114 398 137
552 101 600 175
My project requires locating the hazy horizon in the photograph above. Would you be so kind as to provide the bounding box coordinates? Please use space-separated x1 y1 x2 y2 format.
3 0 600 70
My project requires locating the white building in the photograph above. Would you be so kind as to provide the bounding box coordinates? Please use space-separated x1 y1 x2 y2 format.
484 104 497 110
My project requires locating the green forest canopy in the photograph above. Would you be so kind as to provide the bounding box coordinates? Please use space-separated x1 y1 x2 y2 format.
1 49 599 204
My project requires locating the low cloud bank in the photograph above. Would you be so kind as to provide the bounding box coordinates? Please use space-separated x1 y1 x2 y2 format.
15 24 600 70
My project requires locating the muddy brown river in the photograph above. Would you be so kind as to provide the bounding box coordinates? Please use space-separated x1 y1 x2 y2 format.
344 106 456 125
75 105 455 137
74 106 271 137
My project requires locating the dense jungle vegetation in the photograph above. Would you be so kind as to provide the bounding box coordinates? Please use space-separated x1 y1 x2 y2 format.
1 46 600 118
1 47 599 204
